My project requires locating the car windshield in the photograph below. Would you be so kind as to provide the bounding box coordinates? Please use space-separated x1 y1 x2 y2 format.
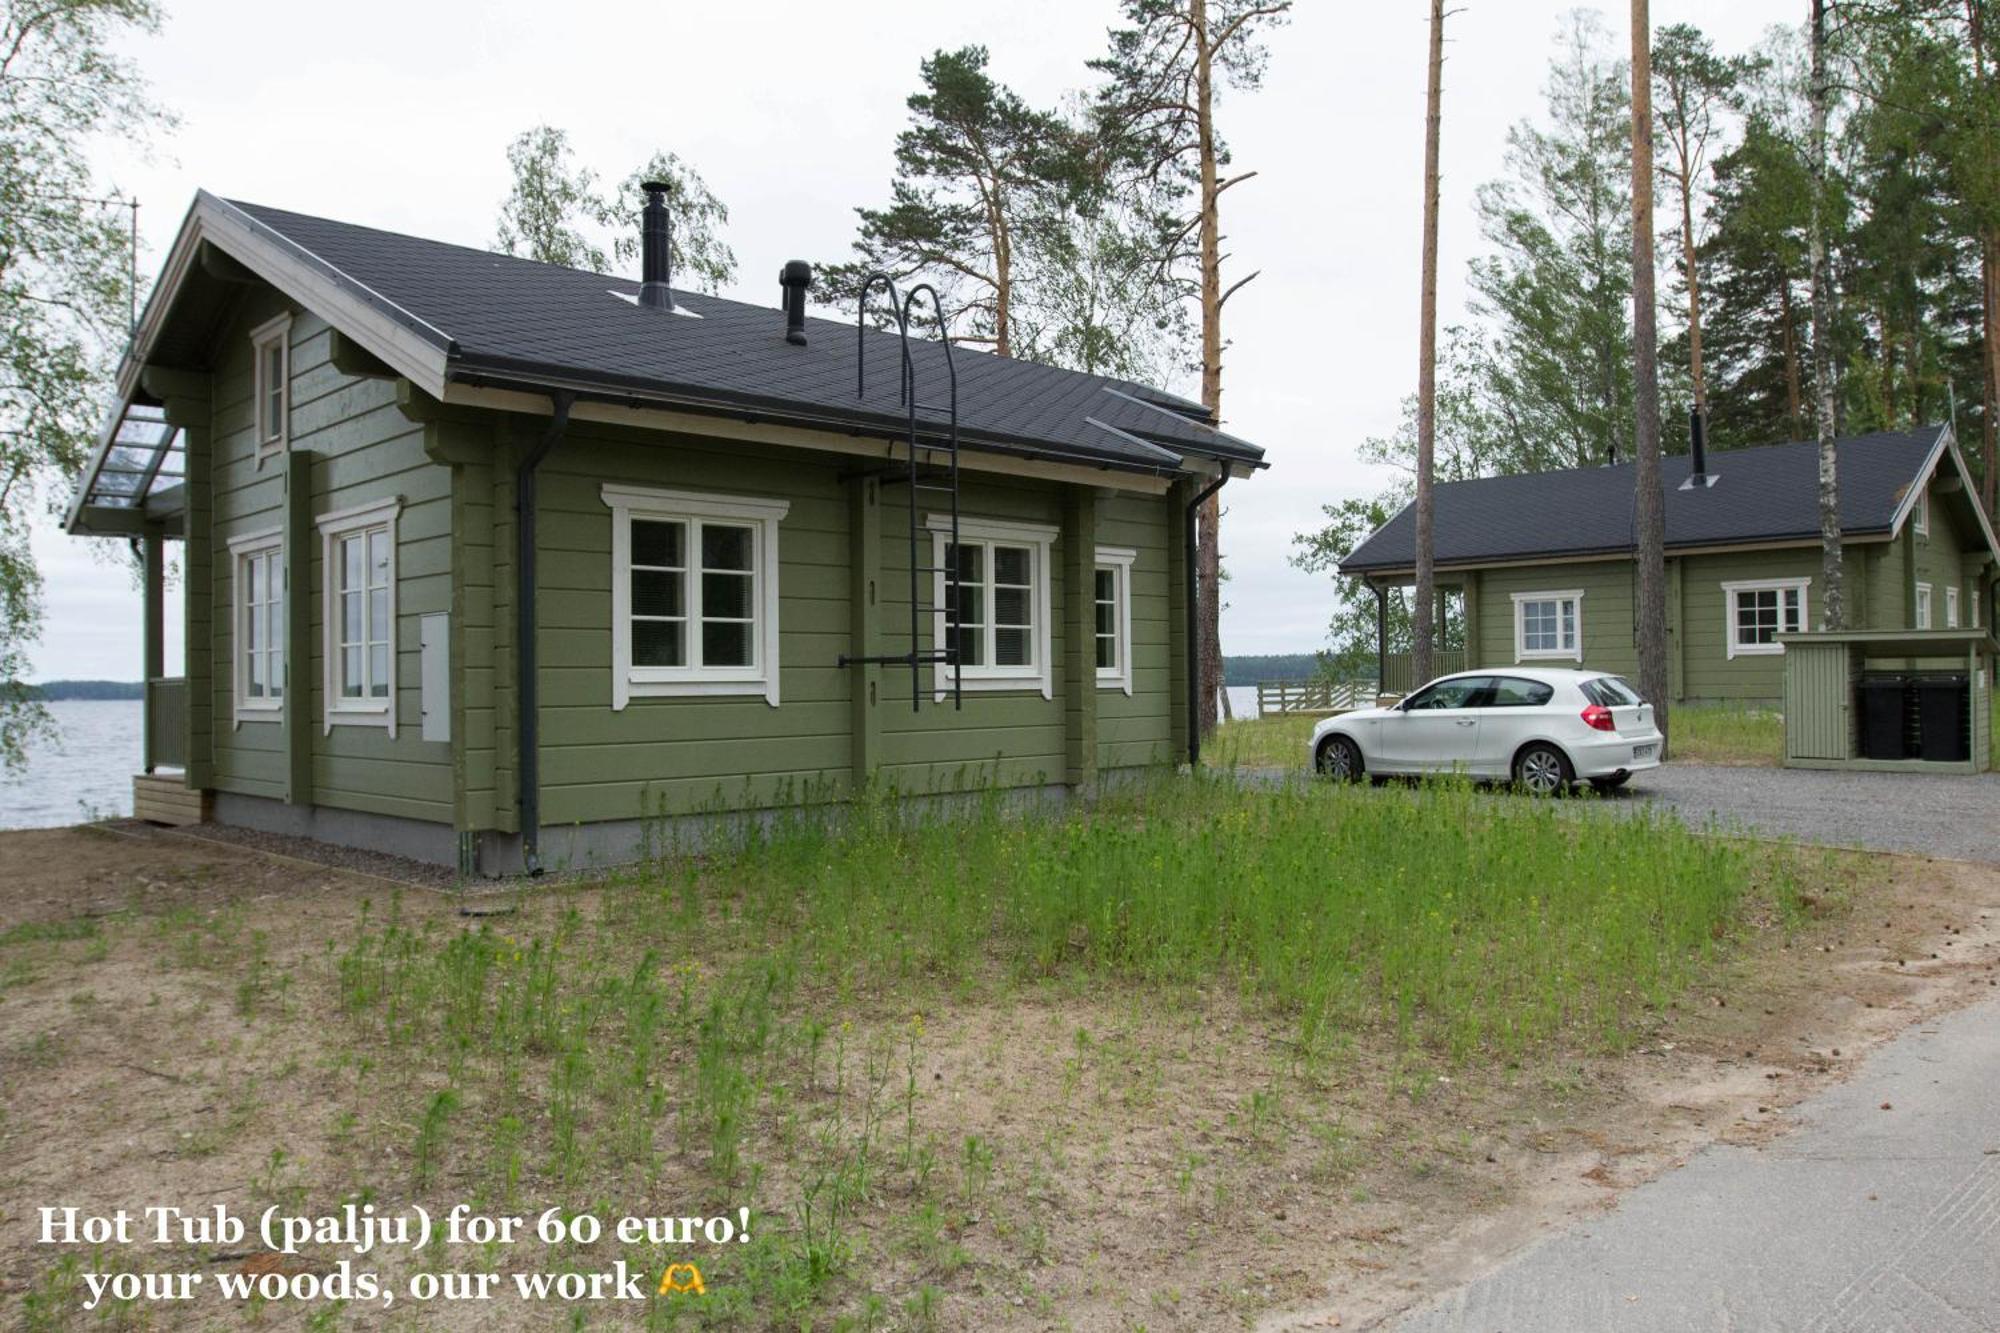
1581 676 1642 707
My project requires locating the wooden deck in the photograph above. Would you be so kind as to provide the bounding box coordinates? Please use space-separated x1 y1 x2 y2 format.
1253 679 1375 717
132 774 210 827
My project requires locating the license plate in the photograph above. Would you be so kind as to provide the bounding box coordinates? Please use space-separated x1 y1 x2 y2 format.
1632 743 1657 760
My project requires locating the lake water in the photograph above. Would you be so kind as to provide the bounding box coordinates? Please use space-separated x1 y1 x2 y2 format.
0 700 142 830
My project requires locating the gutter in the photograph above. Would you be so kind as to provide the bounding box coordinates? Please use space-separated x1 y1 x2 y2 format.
1184 471 1229 767
517 389 574 873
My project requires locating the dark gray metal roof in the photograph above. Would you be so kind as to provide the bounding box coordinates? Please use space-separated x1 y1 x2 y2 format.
223 197 1263 476
1342 426 1948 575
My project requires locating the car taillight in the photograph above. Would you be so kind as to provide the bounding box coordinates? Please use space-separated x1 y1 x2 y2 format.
1581 704 1616 732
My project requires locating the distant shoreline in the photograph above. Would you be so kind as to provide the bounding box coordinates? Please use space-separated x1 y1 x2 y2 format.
11 680 145 702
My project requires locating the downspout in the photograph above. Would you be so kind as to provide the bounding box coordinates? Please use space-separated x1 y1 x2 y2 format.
517 389 574 874
1184 471 1229 767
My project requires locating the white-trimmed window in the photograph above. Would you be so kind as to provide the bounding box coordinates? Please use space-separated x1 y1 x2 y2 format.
1916 583 1933 630
1095 547 1135 696
1945 586 1960 629
1914 488 1930 535
1723 577 1809 658
250 313 292 466
317 498 400 734
229 528 284 724
602 484 789 709
1511 590 1583 661
928 514 1056 699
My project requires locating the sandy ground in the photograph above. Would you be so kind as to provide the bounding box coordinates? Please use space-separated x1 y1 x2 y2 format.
0 822 1996 1331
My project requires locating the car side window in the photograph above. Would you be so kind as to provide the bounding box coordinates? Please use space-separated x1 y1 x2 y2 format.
1484 676 1554 707
1407 677 1489 710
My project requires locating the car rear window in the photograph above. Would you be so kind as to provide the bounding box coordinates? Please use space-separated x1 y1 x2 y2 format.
1486 677 1554 707
1581 676 1642 706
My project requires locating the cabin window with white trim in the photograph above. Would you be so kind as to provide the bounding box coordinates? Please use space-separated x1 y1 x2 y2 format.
1946 586 1960 628
230 531 283 722
602 484 789 708
1511 590 1582 661
1916 583 1933 629
1724 578 1809 658
1914 488 1930 535
250 313 291 465
317 498 400 733
1095 547 1136 695
928 515 1056 698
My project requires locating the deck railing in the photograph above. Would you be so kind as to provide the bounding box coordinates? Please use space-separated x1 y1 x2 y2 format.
1254 679 1377 716
144 676 186 772
1379 650 1467 695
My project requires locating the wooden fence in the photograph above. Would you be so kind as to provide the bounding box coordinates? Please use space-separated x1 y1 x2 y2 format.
1253 679 1376 717
1379 650 1467 695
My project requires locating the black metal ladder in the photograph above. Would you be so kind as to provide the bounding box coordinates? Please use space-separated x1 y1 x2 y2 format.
836 273 963 710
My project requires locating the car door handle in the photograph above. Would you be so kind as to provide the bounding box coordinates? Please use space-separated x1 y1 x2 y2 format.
1455 719 1477 727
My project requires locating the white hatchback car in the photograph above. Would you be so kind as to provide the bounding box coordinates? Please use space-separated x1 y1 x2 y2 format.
1308 668 1664 794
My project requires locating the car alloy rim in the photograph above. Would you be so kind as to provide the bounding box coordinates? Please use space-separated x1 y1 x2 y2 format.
1521 750 1560 793
1325 742 1351 777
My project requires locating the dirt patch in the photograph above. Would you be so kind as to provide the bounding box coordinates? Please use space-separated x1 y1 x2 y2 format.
0 828 1995 1331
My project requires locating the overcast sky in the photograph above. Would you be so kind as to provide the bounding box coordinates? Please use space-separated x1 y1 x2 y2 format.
29 0 1806 680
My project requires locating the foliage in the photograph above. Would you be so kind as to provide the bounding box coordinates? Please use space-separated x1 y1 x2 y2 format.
494 125 736 293
0 0 170 771
1670 704 1784 766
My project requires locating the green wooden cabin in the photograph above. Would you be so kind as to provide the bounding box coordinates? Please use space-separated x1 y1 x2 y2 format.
1340 426 2000 710
65 193 1264 874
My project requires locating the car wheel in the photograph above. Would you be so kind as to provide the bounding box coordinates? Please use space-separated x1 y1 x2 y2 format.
1513 743 1573 796
1316 735 1364 782
1589 774 1630 794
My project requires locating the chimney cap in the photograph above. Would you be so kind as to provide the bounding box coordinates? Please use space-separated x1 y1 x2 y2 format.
640 179 671 196
780 259 812 286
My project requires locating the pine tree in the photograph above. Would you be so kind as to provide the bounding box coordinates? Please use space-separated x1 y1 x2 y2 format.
1412 0 1447 688
1632 0 1671 744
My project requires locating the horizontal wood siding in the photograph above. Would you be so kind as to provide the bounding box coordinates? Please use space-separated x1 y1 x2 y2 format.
529 425 853 824
1095 491 1172 771
1678 548 1820 703
207 296 453 824
1472 562 1637 679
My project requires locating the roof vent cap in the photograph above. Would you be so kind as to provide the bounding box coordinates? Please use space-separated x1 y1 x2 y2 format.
638 181 674 312
779 261 812 346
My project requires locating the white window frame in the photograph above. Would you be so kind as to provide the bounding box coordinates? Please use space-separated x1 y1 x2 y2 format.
1510 589 1584 662
926 514 1057 699
249 312 292 467
602 484 789 709
1945 585 1960 629
317 497 401 735
1916 582 1933 630
1914 487 1930 536
228 527 284 726
1094 546 1136 697
1722 577 1811 659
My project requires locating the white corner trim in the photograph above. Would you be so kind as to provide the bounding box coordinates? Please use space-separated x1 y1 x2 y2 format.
930 517 1056 701
601 483 788 709
1722 577 1809 658
1510 588 1584 662
318 497 402 737
1095 546 1137 696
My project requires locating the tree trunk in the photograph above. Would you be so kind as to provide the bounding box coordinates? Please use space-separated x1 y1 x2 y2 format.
1982 231 1999 516
1780 276 1804 433
1194 0 1226 738
1412 0 1445 689
1631 0 1672 746
1809 0 1844 629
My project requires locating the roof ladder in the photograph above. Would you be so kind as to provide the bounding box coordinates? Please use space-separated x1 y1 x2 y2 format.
836 274 964 711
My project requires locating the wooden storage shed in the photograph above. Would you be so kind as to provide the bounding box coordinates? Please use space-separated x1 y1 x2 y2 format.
1781 629 1996 773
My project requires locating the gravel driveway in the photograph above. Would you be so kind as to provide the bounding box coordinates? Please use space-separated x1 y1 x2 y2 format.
1610 763 2000 864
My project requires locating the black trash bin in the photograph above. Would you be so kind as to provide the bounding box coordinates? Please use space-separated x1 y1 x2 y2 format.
1912 673 1970 762
1858 673 1909 759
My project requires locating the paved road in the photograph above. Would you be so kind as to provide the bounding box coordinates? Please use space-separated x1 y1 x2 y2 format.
1609 763 2000 864
1393 991 2000 1332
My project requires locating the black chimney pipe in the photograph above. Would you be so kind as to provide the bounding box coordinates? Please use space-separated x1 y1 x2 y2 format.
638 180 674 311
1689 406 1707 479
780 260 812 345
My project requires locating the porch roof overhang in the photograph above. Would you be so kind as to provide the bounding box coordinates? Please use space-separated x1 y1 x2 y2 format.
64 392 186 538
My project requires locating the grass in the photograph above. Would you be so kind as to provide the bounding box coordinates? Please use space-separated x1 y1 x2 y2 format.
1668 704 1785 766
313 774 1818 1323
1206 711 1321 768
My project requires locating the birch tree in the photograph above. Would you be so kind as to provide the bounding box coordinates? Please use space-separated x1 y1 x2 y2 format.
0 0 168 770
1632 0 1672 740
1809 0 1845 627
1412 0 1447 688
1091 0 1292 733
